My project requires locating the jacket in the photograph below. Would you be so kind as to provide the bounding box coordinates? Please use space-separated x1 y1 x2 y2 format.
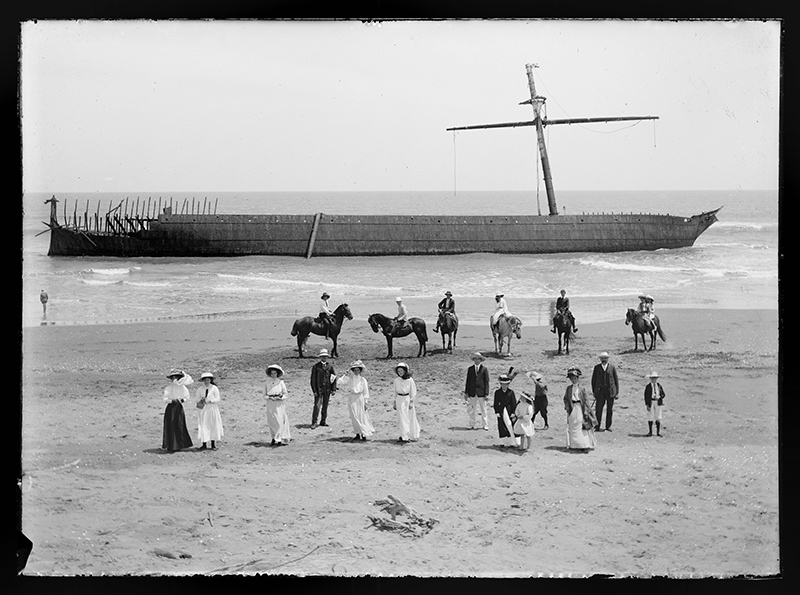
465 364 490 398
644 382 665 407
310 360 336 396
591 362 619 399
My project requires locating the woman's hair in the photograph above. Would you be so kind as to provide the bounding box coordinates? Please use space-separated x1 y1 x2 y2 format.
396 368 411 379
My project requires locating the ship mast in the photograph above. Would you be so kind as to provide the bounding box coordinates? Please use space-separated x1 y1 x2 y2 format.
446 64 659 216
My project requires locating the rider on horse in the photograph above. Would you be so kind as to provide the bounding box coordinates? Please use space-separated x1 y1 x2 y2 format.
433 290 457 333
637 294 657 331
491 293 512 332
551 289 578 334
389 297 410 336
319 292 333 339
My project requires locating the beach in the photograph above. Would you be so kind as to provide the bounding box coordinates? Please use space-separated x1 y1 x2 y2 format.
20 308 779 577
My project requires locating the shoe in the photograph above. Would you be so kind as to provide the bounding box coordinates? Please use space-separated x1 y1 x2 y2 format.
605 428 613 432
594 425 601 431
198 444 207 451
311 423 318 429
320 422 329 427
543 425 549 430
550 328 556 333
211 446 217 451
573 327 578 333
270 439 276 446
360 435 368 442
483 426 489 431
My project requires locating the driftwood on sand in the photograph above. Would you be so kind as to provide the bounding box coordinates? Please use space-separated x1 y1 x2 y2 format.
367 495 439 538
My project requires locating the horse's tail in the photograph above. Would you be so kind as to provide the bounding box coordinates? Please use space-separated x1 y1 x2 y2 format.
657 322 666 342
290 320 299 337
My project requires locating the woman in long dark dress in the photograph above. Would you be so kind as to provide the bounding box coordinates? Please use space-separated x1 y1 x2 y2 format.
493 374 519 448
162 369 194 452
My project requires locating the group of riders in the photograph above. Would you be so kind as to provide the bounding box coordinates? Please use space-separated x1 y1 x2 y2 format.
315 289 657 338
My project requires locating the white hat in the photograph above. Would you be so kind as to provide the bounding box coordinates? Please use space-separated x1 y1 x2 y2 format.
265 364 285 378
318 348 330 357
200 372 214 380
495 293 504 298
598 352 610 359
530 371 543 381
395 362 409 372
349 360 365 370
166 369 184 379
470 352 485 361
647 371 660 378
395 297 403 302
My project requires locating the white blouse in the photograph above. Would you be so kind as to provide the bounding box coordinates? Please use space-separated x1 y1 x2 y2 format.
195 384 220 403
393 377 417 400
164 374 193 402
338 373 370 401
265 378 288 400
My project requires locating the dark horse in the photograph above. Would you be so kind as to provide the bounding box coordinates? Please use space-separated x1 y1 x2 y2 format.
553 309 574 355
368 313 428 358
291 303 353 358
625 308 666 351
437 312 458 353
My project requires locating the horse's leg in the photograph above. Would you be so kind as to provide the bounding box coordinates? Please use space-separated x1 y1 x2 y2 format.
297 333 305 358
565 331 570 355
441 330 446 351
386 336 393 359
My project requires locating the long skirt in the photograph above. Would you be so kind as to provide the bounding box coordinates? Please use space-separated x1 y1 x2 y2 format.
497 409 520 447
566 401 597 450
396 394 421 440
198 403 224 442
348 395 375 437
162 401 193 451
265 399 291 443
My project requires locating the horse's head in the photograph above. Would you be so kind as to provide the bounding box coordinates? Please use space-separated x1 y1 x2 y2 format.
625 308 635 325
367 314 380 333
511 316 523 338
336 303 353 321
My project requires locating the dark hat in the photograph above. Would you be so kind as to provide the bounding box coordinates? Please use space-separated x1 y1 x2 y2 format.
567 367 582 378
321 292 330 299
499 374 512 383
166 369 184 379
445 291 452 296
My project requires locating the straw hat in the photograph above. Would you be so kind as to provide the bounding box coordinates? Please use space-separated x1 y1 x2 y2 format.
265 364 285 378
395 362 409 372
598 352 610 359
395 297 403 302
495 293 504 298
200 372 215 380
499 374 512 383
520 391 534 403
645 295 654 302
647 371 660 379
166 369 184 379
530 371 543 381
349 360 365 371
470 352 485 362
567 367 582 378
318 348 330 358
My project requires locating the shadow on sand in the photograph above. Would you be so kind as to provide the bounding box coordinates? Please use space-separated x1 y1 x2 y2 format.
544 445 592 454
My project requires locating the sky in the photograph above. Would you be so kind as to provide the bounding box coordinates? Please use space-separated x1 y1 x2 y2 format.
20 19 781 193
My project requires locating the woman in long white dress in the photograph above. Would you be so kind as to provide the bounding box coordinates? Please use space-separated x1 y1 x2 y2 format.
563 367 597 451
393 362 421 443
264 364 291 446
196 372 224 451
337 360 374 441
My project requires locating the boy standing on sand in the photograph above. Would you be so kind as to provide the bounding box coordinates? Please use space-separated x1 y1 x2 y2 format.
527 371 550 429
464 352 490 430
644 371 665 437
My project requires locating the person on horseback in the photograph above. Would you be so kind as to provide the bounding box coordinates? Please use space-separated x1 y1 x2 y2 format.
551 289 578 334
319 292 333 339
433 290 457 333
491 293 512 331
637 294 657 331
390 297 409 336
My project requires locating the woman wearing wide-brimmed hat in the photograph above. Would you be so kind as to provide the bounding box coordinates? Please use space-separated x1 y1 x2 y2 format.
337 360 374 441
513 391 535 451
563 368 597 451
162 369 194 452
393 362 421 443
196 372 224 451
264 364 291 446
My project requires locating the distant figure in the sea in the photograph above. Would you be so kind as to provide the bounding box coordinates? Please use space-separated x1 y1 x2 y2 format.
563 367 597 451
337 360 374 441
491 293 512 331
264 364 291 446
162 369 194 452
514 391 535 451
196 372 223 451
39 289 48 319
433 291 457 333
551 289 578 334
393 362 421 443
389 297 409 336
591 351 619 432
310 348 336 429
527 371 549 430
464 352 490 430
319 292 333 339
644 371 666 437
493 374 519 448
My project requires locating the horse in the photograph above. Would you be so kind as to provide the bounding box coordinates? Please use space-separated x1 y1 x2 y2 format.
368 313 428 358
291 303 353 358
436 312 458 353
490 314 522 356
553 309 574 355
625 308 666 351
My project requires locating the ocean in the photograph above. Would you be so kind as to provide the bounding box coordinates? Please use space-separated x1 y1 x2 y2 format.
21 190 778 330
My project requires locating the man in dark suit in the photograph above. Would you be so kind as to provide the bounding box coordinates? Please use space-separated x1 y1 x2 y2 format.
551 289 577 334
464 352 490 430
644 371 666 437
591 351 619 431
310 348 336 428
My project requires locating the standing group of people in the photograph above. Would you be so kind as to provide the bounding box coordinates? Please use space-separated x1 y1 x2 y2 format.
161 369 224 452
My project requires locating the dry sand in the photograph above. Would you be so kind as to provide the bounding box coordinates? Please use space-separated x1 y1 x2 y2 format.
19 308 779 577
